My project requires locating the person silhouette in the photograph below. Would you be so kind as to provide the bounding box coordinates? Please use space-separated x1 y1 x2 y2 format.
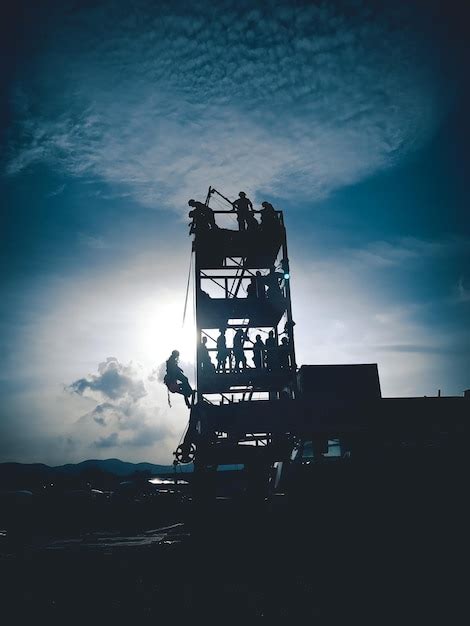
252 334 265 369
198 336 215 373
278 336 291 369
265 331 279 371
164 350 193 408
232 191 253 232
265 266 283 300
233 329 247 372
283 319 296 341
216 328 230 372
246 277 256 299
246 212 260 233
255 271 266 298
260 201 279 235
188 199 217 234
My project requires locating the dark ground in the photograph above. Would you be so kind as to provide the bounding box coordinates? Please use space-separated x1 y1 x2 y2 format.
1 459 467 624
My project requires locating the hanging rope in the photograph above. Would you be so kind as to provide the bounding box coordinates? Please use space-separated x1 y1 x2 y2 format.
192 246 197 386
177 420 190 448
182 249 193 326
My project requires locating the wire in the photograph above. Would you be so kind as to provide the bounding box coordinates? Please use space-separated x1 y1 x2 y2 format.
177 421 189 447
173 420 190 466
210 196 223 210
192 245 197 387
212 196 225 208
211 195 238 225
182 249 193 326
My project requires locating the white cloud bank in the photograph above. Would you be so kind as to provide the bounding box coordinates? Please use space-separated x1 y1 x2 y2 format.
5 0 440 208
69 357 176 452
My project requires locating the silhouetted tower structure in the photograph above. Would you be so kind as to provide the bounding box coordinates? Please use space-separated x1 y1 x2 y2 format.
196 189 296 401
177 187 297 478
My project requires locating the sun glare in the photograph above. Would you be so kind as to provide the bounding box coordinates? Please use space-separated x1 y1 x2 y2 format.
133 297 196 370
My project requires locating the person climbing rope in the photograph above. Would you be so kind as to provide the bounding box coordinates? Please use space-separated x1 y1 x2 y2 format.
164 350 193 408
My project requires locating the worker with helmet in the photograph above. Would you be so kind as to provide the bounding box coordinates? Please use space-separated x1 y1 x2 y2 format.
232 191 254 232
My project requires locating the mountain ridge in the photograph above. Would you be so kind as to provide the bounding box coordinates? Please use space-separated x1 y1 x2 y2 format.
0 458 193 481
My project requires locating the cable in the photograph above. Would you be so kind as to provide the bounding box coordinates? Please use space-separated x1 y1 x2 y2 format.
212 196 225 208
192 245 197 387
182 249 193 326
211 195 238 225
177 421 190 448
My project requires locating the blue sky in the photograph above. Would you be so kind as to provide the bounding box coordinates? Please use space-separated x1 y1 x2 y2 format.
1 0 469 464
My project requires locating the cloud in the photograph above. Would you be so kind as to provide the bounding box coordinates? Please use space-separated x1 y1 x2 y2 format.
375 344 467 355
291 234 470 396
69 357 147 402
94 432 119 448
125 423 174 448
46 183 66 197
87 400 175 449
457 277 470 303
68 355 178 454
77 232 109 250
87 402 115 427
5 0 441 209
350 236 470 268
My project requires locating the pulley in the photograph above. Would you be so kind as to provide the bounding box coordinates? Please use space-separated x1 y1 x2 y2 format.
174 442 196 464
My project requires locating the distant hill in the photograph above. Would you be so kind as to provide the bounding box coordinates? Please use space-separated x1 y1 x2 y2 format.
53 458 193 477
0 462 55 480
0 458 193 488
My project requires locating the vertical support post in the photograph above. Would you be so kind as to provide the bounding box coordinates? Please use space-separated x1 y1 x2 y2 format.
280 214 298 398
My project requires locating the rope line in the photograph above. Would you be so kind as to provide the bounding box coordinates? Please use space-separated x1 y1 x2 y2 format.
211 194 238 225
192 245 197 387
177 421 189 447
182 249 193 326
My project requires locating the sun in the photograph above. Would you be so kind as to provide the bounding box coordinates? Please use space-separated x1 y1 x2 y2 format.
133 296 196 370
